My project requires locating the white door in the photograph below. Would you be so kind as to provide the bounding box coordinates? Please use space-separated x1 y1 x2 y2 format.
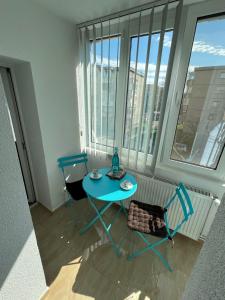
0 67 36 204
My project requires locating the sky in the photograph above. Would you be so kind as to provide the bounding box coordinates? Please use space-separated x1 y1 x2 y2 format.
190 18 225 67
91 16 225 85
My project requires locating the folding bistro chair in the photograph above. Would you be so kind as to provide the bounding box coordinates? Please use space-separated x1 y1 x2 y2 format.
127 182 194 272
57 152 88 204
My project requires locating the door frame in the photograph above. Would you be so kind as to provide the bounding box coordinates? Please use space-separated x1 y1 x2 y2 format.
0 67 37 204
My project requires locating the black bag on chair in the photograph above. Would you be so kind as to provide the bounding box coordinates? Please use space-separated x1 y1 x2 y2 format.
57 153 88 202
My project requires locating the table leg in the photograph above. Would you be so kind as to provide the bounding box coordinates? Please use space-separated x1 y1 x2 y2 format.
80 197 121 256
80 200 113 235
120 200 128 216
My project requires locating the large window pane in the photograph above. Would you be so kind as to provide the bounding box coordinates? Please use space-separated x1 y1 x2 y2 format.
123 31 173 154
90 36 120 147
171 15 225 169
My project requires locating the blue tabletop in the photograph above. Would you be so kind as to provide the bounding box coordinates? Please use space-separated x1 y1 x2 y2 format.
82 167 137 202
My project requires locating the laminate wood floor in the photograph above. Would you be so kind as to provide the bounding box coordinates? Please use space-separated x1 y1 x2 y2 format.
31 200 202 300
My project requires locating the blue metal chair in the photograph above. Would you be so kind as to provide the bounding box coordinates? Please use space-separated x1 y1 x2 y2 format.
127 182 194 272
57 152 88 203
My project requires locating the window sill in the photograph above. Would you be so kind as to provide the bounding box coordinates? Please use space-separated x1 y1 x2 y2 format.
155 163 225 198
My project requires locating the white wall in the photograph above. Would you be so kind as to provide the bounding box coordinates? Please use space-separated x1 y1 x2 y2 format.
0 75 46 300
12 63 52 210
182 193 225 299
0 0 80 211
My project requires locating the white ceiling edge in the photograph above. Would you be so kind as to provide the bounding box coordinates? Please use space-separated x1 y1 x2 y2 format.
31 0 206 25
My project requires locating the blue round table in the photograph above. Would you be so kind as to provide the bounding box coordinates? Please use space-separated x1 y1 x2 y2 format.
82 167 137 201
80 167 138 256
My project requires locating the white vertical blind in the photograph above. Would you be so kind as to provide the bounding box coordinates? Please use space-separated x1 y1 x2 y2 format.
112 18 121 149
117 14 132 160
134 8 154 170
126 11 142 167
85 27 92 153
100 22 104 148
92 24 97 155
142 3 169 170
77 0 183 173
151 0 183 171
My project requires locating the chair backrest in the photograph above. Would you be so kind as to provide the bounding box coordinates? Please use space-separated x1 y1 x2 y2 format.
57 152 88 181
164 182 194 238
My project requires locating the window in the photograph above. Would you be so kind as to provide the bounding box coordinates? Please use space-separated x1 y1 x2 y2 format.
78 0 225 195
123 31 173 155
79 2 177 170
171 14 225 169
90 36 121 147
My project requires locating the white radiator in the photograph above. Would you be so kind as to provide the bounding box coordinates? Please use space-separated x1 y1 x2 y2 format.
129 174 220 241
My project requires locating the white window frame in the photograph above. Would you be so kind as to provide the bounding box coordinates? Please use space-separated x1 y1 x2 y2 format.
87 5 177 163
80 0 225 196
157 0 225 195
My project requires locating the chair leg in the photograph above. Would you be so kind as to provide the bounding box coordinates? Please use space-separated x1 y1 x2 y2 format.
128 245 172 272
65 198 73 207
151 247 173 272
127 245 150 260
120 201 128 216
65 191 73 207
127 232 173 272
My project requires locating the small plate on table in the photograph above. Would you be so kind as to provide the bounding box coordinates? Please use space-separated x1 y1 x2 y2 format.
89 172 103 180
120 180 133 190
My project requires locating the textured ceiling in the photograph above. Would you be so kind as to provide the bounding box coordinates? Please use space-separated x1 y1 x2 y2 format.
31 0 156 24
31 0 205 25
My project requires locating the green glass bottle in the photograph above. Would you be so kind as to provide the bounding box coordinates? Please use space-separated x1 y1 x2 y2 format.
112 147 120 174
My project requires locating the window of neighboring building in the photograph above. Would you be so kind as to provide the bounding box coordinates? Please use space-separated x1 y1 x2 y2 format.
219 72 225 79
